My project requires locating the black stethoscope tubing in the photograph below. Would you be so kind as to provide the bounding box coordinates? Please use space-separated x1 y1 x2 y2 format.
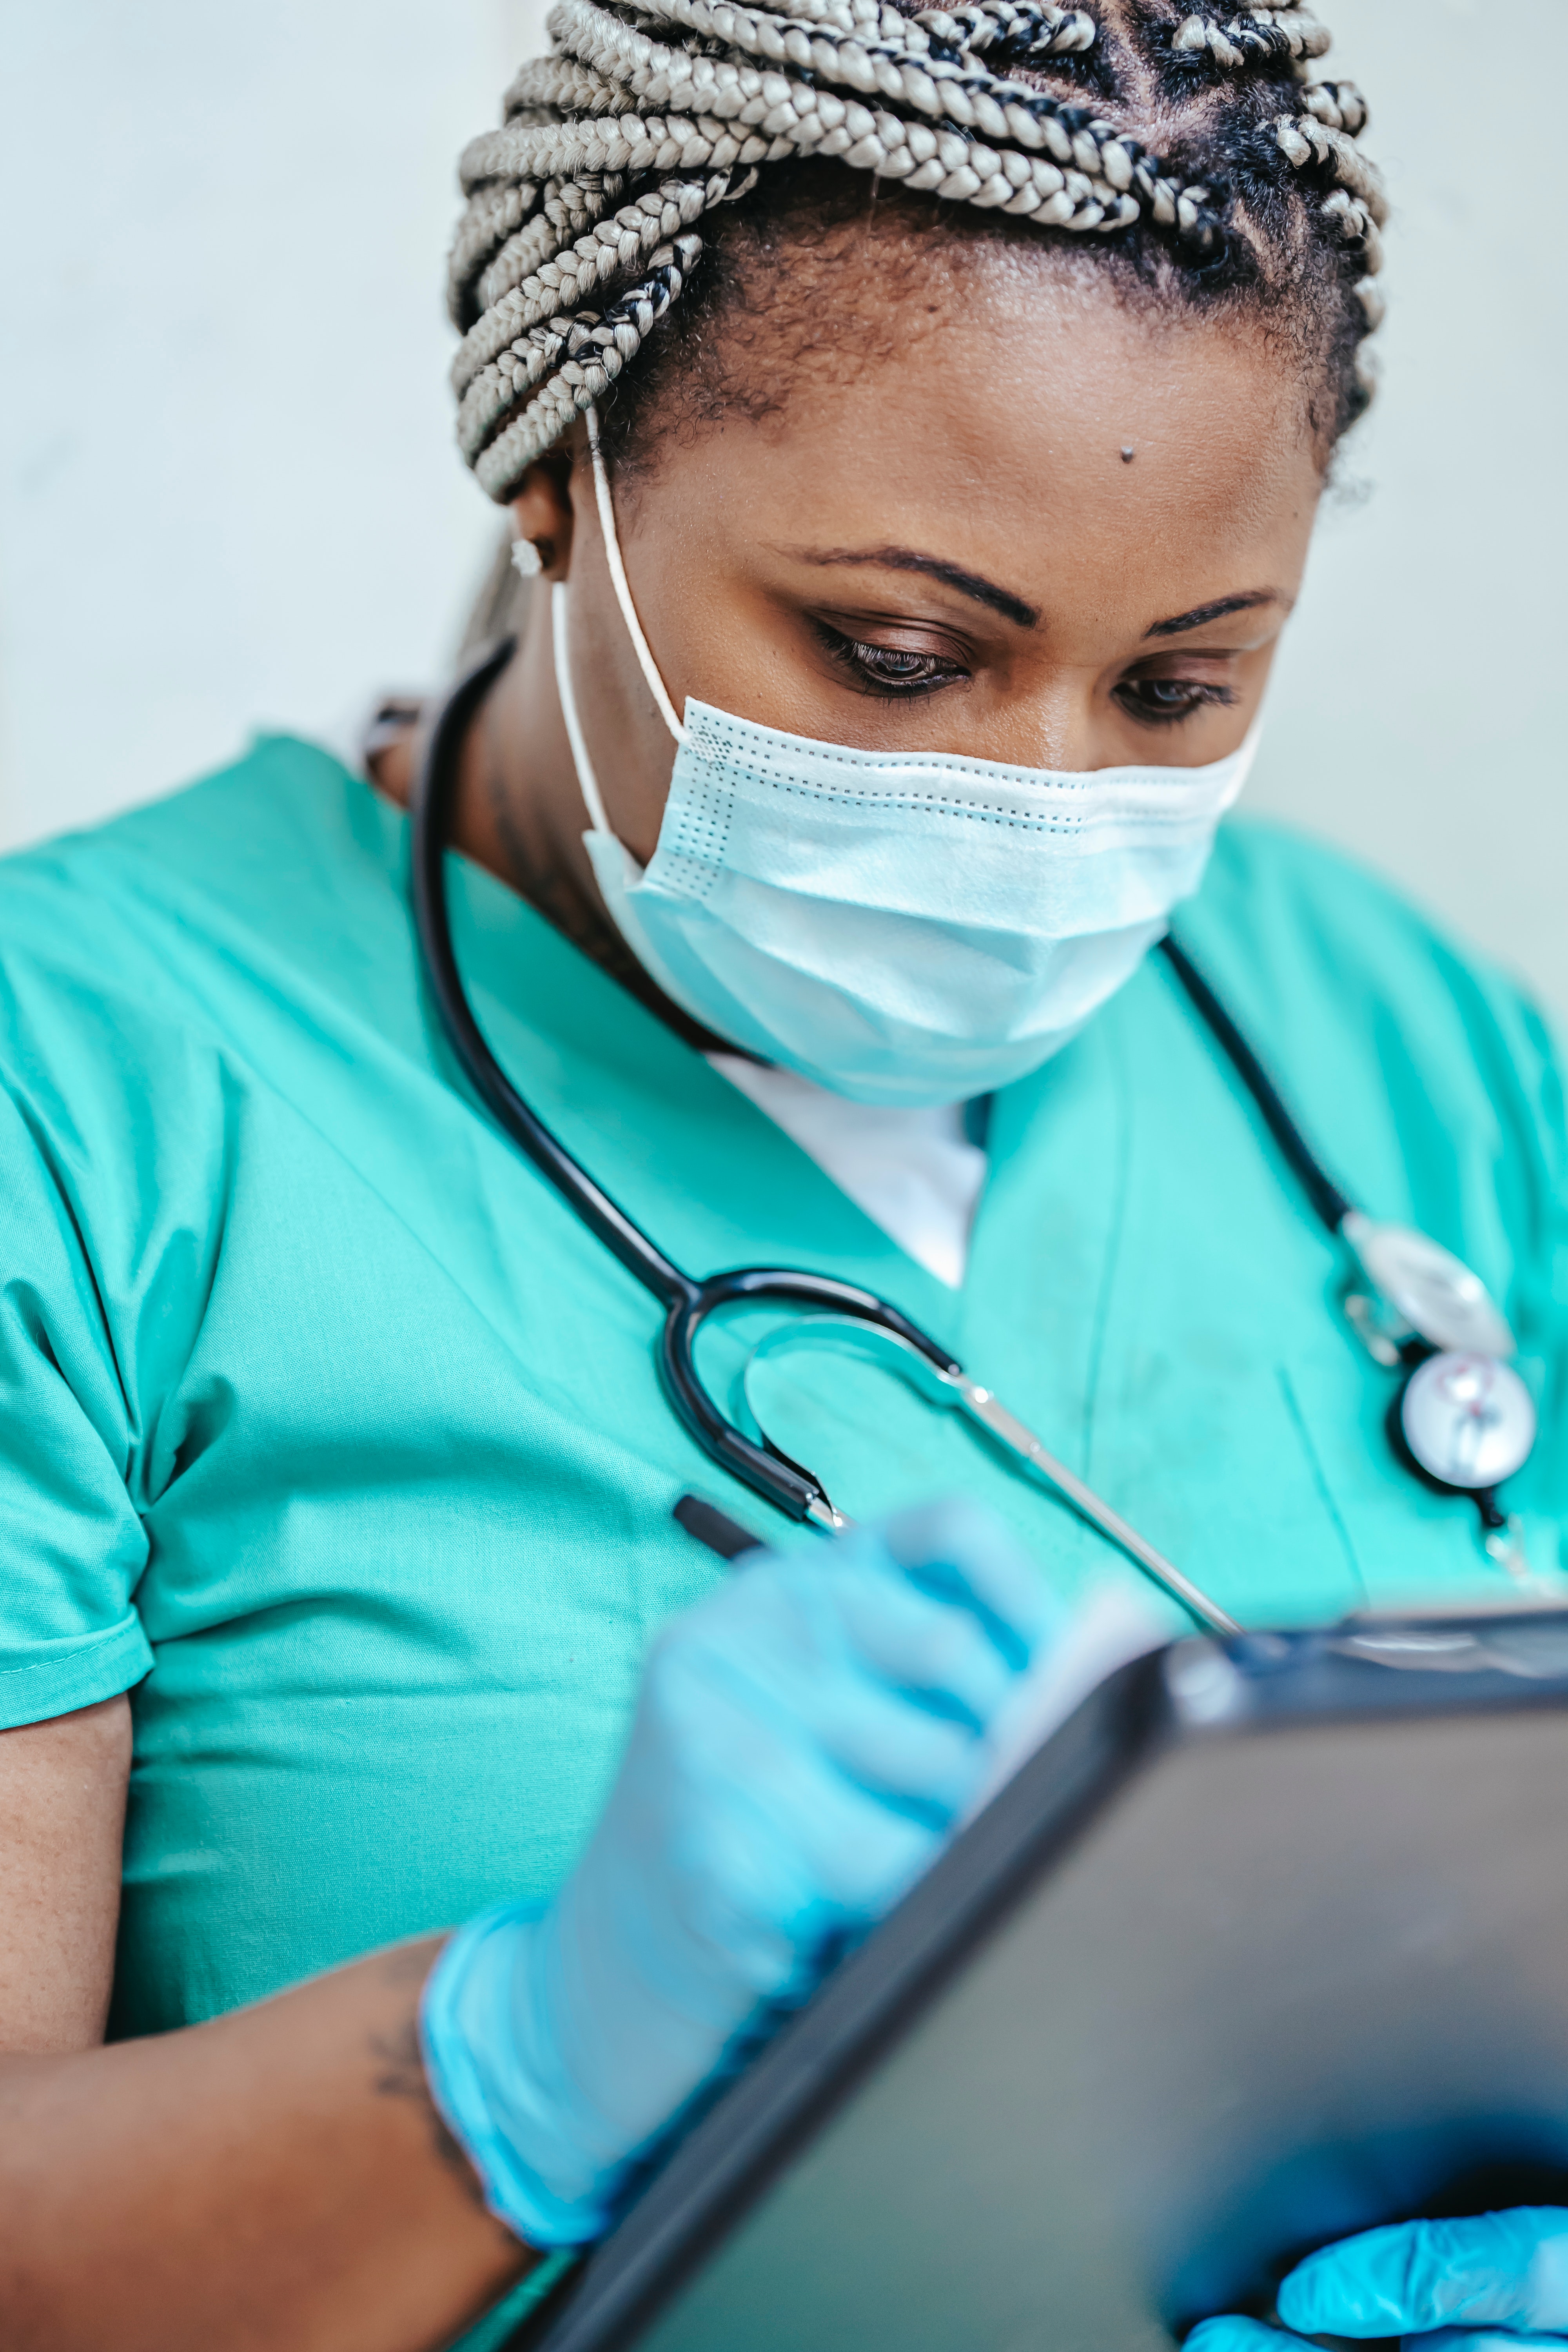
412 637 964 1532
1158 935 1352 1236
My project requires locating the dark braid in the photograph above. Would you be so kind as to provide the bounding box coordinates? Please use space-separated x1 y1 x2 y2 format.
449 0 1383 497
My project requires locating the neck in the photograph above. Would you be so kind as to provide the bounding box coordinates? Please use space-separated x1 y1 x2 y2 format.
370 592 730 1056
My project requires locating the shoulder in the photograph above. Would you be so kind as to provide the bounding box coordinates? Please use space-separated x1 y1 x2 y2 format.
0 737 414 1103
1194 817 1527 1006
0 736 414 1283
1188 817 1563 1122
0 739 416 1466
0 735 396 979
1176 817 1568 1315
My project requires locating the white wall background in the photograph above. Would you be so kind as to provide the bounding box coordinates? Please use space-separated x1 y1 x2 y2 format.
2 0 1564 1010
1246 0 1568 1017
0 0 544 840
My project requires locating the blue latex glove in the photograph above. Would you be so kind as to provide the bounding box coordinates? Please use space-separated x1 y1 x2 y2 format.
420 1496 1056 2246
1188 2210 1568 2350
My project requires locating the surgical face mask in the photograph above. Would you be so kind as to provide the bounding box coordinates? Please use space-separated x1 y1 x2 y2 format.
551 413 1260 1110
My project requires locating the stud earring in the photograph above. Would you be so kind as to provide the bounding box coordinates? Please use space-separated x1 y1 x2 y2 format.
510 537 544 579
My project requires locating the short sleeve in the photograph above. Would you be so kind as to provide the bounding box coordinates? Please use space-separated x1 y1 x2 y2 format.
0 1080 152 1726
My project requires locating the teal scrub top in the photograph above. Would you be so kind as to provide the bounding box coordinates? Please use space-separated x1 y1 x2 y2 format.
2 739 1566 2346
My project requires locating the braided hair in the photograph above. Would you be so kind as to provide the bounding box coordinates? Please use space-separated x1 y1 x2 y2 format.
448 0 1385 501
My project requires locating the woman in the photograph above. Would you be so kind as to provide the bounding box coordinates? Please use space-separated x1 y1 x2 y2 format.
2 1 1564 2345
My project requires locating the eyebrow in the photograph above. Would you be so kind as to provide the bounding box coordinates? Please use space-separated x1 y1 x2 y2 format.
800 546 1040 630
1144 591 1281 638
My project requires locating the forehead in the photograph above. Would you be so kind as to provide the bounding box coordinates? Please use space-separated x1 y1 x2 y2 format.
646 249 1321 620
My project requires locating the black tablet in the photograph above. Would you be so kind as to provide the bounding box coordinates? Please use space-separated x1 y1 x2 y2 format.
512 1608 1568 2352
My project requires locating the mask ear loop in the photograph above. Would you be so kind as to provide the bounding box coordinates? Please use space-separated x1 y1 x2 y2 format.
585 406 687 748
551 466 719 1038
550 580 614 838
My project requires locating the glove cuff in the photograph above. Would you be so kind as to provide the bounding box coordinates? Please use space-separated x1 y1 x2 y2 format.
419 1900 619 2248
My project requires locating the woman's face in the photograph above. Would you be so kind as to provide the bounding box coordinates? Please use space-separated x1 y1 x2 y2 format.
514 249 1325 869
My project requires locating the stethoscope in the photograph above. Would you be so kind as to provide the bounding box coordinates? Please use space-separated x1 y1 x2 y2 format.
409 637 1539 1635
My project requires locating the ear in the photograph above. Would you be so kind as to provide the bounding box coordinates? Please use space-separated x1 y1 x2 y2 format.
506 445 576 579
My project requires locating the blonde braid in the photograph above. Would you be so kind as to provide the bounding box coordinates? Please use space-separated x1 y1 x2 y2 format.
450 0 1385 499
1171 7 1330 69
1271 90 1386 318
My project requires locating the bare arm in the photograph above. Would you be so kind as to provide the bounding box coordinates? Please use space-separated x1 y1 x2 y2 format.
0 1695 131 2051
0 1700 532 2352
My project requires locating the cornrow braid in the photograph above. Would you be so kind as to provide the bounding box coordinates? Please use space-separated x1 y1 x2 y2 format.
450 0 1385 499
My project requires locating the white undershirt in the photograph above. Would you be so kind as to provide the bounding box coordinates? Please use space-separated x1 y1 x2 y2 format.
708 1055 987 1289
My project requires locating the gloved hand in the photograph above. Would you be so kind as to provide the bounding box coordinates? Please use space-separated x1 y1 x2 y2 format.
419 1495 1056 2246
1188 2209 1568 2349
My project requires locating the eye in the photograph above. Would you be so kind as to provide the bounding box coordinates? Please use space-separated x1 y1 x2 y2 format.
812 620 969 699
1114 675 1238 728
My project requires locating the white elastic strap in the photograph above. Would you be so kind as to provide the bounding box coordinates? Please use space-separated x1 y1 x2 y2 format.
551 580 614 838
1223 712 1265 808
586 407 687 747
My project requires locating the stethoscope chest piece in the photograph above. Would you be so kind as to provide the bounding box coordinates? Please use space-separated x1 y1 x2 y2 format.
1160 941 1539 1580
1341 1211 1537 1512
1398 1351 1538 1492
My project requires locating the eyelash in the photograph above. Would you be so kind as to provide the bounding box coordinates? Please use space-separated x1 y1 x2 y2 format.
1114 677 1238 730
813 621 1240 729
812 621 966 699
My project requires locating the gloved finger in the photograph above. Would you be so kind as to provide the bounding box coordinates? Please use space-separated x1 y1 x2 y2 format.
673 1726 947 1962
1184 2322 1314 2350
679 1546 1025 1745
815 1550 1025 1728
879 1497 1058 1671
1410 2331 1568 2349
666 1616 988 1823
720 1756 944 1925
804 1680 983 1820
1279 2212 1568 2340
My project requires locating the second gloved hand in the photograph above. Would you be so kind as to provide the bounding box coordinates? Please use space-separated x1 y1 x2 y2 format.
419 1496 1056 2248
1188 2209 1568 2349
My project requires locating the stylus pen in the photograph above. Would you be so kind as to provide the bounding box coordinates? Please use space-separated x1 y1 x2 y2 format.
673 1492 766 1563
